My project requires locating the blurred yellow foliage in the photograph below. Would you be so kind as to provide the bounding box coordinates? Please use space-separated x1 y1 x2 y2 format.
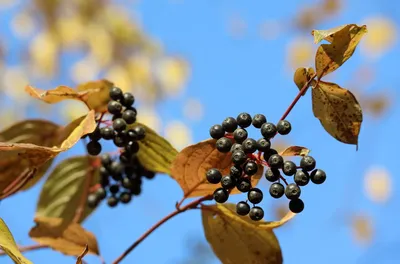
1 66 30 105
30 31 59 78
363 166 392 204
259 20 282 40
70 56 100 84
137 107 162 132
183 98 204 121
351 214 374 246
286 37 314 70
360 16 397 59
60 101 91 123
11 12 35 39
158 58 189 97
164 120 193 151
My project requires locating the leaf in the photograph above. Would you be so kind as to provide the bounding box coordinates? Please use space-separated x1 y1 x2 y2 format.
279 146 310 156
29 216 99 257
36 156 100 224
0 218 33 264
129 123 178 175
25 85 83 104
314 24 367 78
312 80 363 146
311 24 349 44
171 139 263 198
293 67 315 95
201 203 295 264
76 245 88 264
76 79 114 112
0 120 59 194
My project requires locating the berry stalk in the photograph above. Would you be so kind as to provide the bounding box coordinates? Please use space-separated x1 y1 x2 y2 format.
112 194 213 264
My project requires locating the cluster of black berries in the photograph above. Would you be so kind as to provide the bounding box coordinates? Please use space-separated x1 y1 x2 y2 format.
207 113 327 221
87 153 155 208
84 86 156 208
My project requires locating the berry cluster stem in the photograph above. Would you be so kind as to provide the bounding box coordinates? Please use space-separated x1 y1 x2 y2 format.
280 74 316 121
112 194 213 264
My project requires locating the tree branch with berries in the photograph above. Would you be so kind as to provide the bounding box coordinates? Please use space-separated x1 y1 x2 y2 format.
0 24 367 264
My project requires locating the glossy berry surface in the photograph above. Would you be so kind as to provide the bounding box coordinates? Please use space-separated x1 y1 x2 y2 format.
109 87 123 101
122 92 135 107
261 123 277 139
113 118 127 132
122 109 137 124
221 175 237 189
213 188 229 203
263 148 278 161
236 178 251 192
209 125 225 139
108 101 122 115
256 138 271 152
206 168 222 184
241 138 257 154
87 194 98 208
249 206 264 221
233 128 248 143
265 168 280 182
232 150 247 165
282 161 297 176
87 141 102 156
100 127 115 140
252 114 267 128
294 170 310 186
216 137 233 153
248 188 263 204
236 112 252 128
230 143 244 153
300 156 316 171
289 199 304 213
107 196 119 207
133 126 146 140
269 182 284 198
222 117 237 133
244 161 258 176
236 201 250 216
310 169 326 184
285 183 301 200
230 165 242 179
268 154 284 168
276 120 292 135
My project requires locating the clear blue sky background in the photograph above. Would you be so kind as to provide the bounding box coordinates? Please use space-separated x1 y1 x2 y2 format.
1 1 400 264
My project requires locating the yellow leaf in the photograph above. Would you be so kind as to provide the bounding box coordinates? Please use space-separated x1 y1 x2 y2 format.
351 214 374 246
158 57 189 97
29 217 100 256
279 146 310 156
76 79 114 112
0 218 33 264
129 123 178 175
363 166 392 204
293 67 315 95
36 156 100 224
164 120 193 151
25 85 82 104
312 24 349 44
286 37 314 70
314 24 367 78
201 203 295 264
311 80 363 146
171 139 263 198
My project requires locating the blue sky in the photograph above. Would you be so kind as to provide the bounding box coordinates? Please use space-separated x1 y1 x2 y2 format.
1 0 400 264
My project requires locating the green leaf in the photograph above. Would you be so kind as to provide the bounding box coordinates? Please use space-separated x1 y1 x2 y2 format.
0 218 33 264
36 156 100 224
314 24 367 79
312 80 363 146
130 123 178 175
201 203 295 264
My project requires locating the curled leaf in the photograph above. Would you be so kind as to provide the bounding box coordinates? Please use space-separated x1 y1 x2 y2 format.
36 156 99 224
293 67 315 95
25 85 83 104
29 216 99 257
201 203 295 264
171 139 263 198
0 218 33 264
312 24 349 44
279 146 310 156
130 123 178 175
312 80 363 146
314 24 367 78
76 79 114 112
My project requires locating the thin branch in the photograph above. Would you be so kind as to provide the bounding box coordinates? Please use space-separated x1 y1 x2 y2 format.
0 244 47 256
112 195 213 264
280 73 317 121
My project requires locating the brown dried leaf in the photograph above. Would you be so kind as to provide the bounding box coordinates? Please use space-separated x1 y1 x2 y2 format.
312 80 363 146
314 24 367 78
171 139 263 198
279 146 310 156
293 67 315 95
29 216 99 256
76 79 114 112
25 85 83 104
201 203 295 264
312 24 348 44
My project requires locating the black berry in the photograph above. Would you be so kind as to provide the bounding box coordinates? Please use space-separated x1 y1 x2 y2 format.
269 182 284 198
248 188 263 204
119 192 132 204
249 206 264 221
277 120 292 135
230 143 244 153
133 126 146 140
236 201 250 216
109 161 123 177
300 156 316 171
221 175 237 189
125 141 139 153
122 92 135 107
241 138 257 154
95 187 107 200
252 114 267 128
232 150 247 165
108 100 122 115
122 109 137 124
236 112 252 128
244 161 258 176
143 170 156 179
268 154 284 168
213 188 229 203
113 136 125 147
289 199 304 213
206 168 222 184
113 118 127 132
282 160 297 176
109 184 120 194
285 183 301 200
294 170 310 186
236 178 252 192
100 127 115 140
310 169 326 184
233 128 248 143
261 123 277 139
122 177 134 189
89 127 102 141
256 138 271 152
107 196 119 207
87 194 98 208
209 125 225 139
222 117 238 133
263 148 278 161
230 165 242 179
109 87 123 101
87 141 102 156
216 137 233 153
100 154 112 166
265 168 280 182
